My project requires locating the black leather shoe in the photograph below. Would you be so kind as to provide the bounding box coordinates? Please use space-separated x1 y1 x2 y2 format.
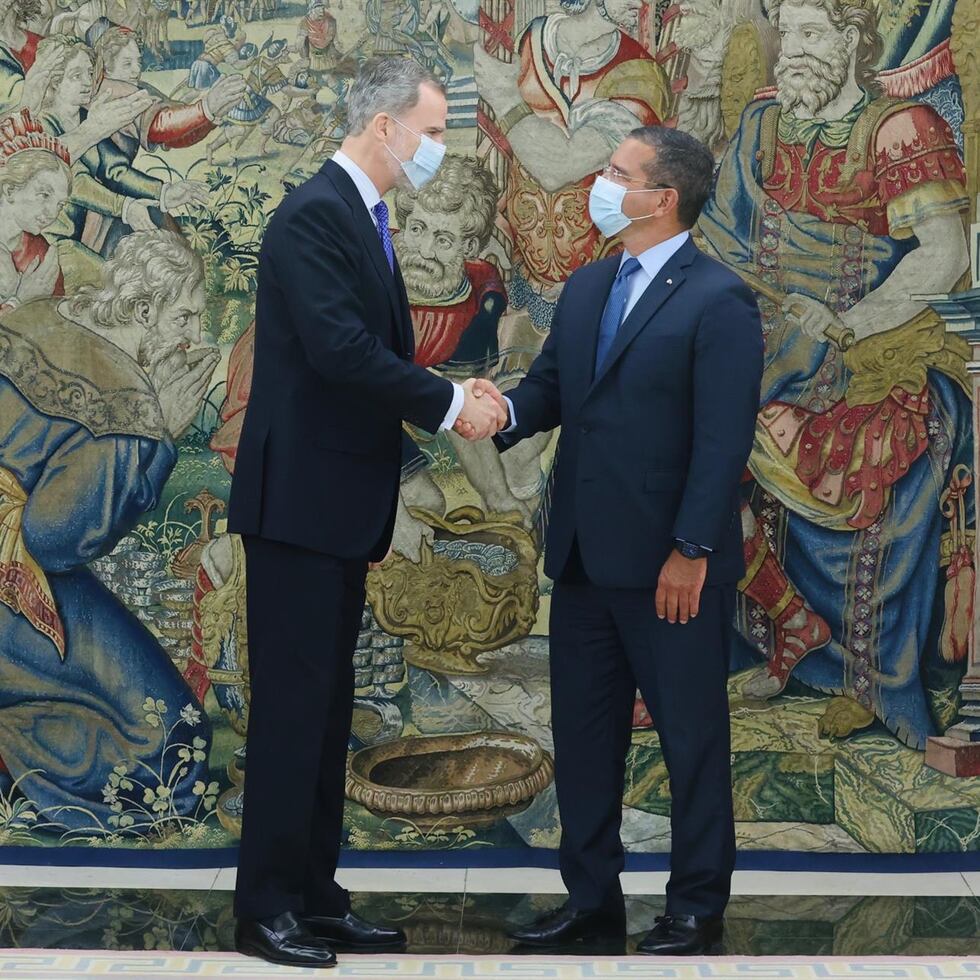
507 903 626 947
637 914 724 955
235 911 337 967
304 910 406 950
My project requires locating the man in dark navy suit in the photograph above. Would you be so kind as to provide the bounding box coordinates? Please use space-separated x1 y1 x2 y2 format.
487 127 764 955
227 58 507 968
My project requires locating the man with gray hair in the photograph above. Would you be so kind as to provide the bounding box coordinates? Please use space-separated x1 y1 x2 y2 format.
227 57 509 967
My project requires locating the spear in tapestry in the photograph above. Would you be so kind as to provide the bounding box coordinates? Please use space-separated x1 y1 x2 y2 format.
695 233 855 350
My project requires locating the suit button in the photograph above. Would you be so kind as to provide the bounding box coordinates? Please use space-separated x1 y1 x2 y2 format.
581 425 591 434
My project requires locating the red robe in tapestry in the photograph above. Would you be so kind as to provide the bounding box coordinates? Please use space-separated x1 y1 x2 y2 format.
13 31 42 72
411 259 504 369
0 232 64 316
97 77 216 152
209 320 255 475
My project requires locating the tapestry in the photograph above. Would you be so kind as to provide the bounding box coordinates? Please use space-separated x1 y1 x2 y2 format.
1 0 979 861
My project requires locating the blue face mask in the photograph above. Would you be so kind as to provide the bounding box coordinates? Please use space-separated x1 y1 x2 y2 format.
588 174 659 237
385 117 446 190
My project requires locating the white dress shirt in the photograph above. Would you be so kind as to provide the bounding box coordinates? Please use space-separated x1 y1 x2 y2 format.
331 151 465 431
620 230 690 319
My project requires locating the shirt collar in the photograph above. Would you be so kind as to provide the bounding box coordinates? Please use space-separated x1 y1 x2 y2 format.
332 149 382 214
621 230 690 280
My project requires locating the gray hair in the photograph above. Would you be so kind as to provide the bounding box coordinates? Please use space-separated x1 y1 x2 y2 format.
627 126 715 228
68 230 204 330
345 58 444 136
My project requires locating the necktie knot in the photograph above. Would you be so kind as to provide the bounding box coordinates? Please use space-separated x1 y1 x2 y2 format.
617 256 641 282
372 200 389 225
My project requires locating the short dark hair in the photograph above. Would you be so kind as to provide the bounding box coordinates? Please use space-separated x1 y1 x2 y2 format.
627 126 715 228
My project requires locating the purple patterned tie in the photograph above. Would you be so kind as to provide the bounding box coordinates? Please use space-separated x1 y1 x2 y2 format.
372 200 395 273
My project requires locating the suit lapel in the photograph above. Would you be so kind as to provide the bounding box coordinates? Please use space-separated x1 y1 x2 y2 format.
321 160 407 349
392 258 415 359
586 237 698 396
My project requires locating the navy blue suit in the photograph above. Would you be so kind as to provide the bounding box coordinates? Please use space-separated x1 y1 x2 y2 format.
497 236 763 918
228 160 454 921
229 160 452 559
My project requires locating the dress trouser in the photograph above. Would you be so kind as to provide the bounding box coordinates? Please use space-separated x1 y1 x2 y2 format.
234 534 366 921
550 540 736 918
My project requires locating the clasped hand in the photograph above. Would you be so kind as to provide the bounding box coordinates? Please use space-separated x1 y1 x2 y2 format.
452 378 509 441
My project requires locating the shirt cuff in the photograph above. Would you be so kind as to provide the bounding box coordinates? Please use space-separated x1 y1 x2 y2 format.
439 382 465 431
502 396 517 433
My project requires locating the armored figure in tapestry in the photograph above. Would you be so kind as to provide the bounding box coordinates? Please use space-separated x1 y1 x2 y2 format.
476 0 668 327
696 0 973 748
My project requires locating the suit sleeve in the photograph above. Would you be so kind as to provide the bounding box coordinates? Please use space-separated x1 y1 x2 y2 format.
494 285 566 451
672 280 763 550
270 197 455 434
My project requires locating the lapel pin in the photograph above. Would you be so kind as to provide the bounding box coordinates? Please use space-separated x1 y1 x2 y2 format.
666 278 673 285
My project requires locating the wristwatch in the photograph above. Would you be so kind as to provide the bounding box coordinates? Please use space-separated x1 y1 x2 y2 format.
675 539 709 560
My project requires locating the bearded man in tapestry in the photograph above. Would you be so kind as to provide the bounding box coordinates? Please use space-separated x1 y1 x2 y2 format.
697 0 973 748
0 226 220 833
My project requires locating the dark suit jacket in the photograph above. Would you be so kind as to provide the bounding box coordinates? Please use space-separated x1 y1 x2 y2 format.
496 236 763 588
227 159 454 560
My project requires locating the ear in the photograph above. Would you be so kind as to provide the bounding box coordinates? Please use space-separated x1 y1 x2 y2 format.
462 234 480 259
133 300 154 327
661 187 680 216
371 111 392 142
843 24 860 55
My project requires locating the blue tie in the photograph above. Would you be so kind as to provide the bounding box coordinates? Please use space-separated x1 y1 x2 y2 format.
372 200 395 273
594 256 642 374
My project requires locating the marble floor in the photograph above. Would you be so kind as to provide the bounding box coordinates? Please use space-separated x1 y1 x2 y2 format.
0 868 979 957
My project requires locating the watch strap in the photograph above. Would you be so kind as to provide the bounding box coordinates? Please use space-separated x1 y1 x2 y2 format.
675 539 708 560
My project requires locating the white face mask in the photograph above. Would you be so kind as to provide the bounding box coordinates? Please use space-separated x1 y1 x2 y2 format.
588 174 662 237
384 117 446 190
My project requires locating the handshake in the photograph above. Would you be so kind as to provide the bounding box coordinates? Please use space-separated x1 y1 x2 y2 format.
452 378 510 441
